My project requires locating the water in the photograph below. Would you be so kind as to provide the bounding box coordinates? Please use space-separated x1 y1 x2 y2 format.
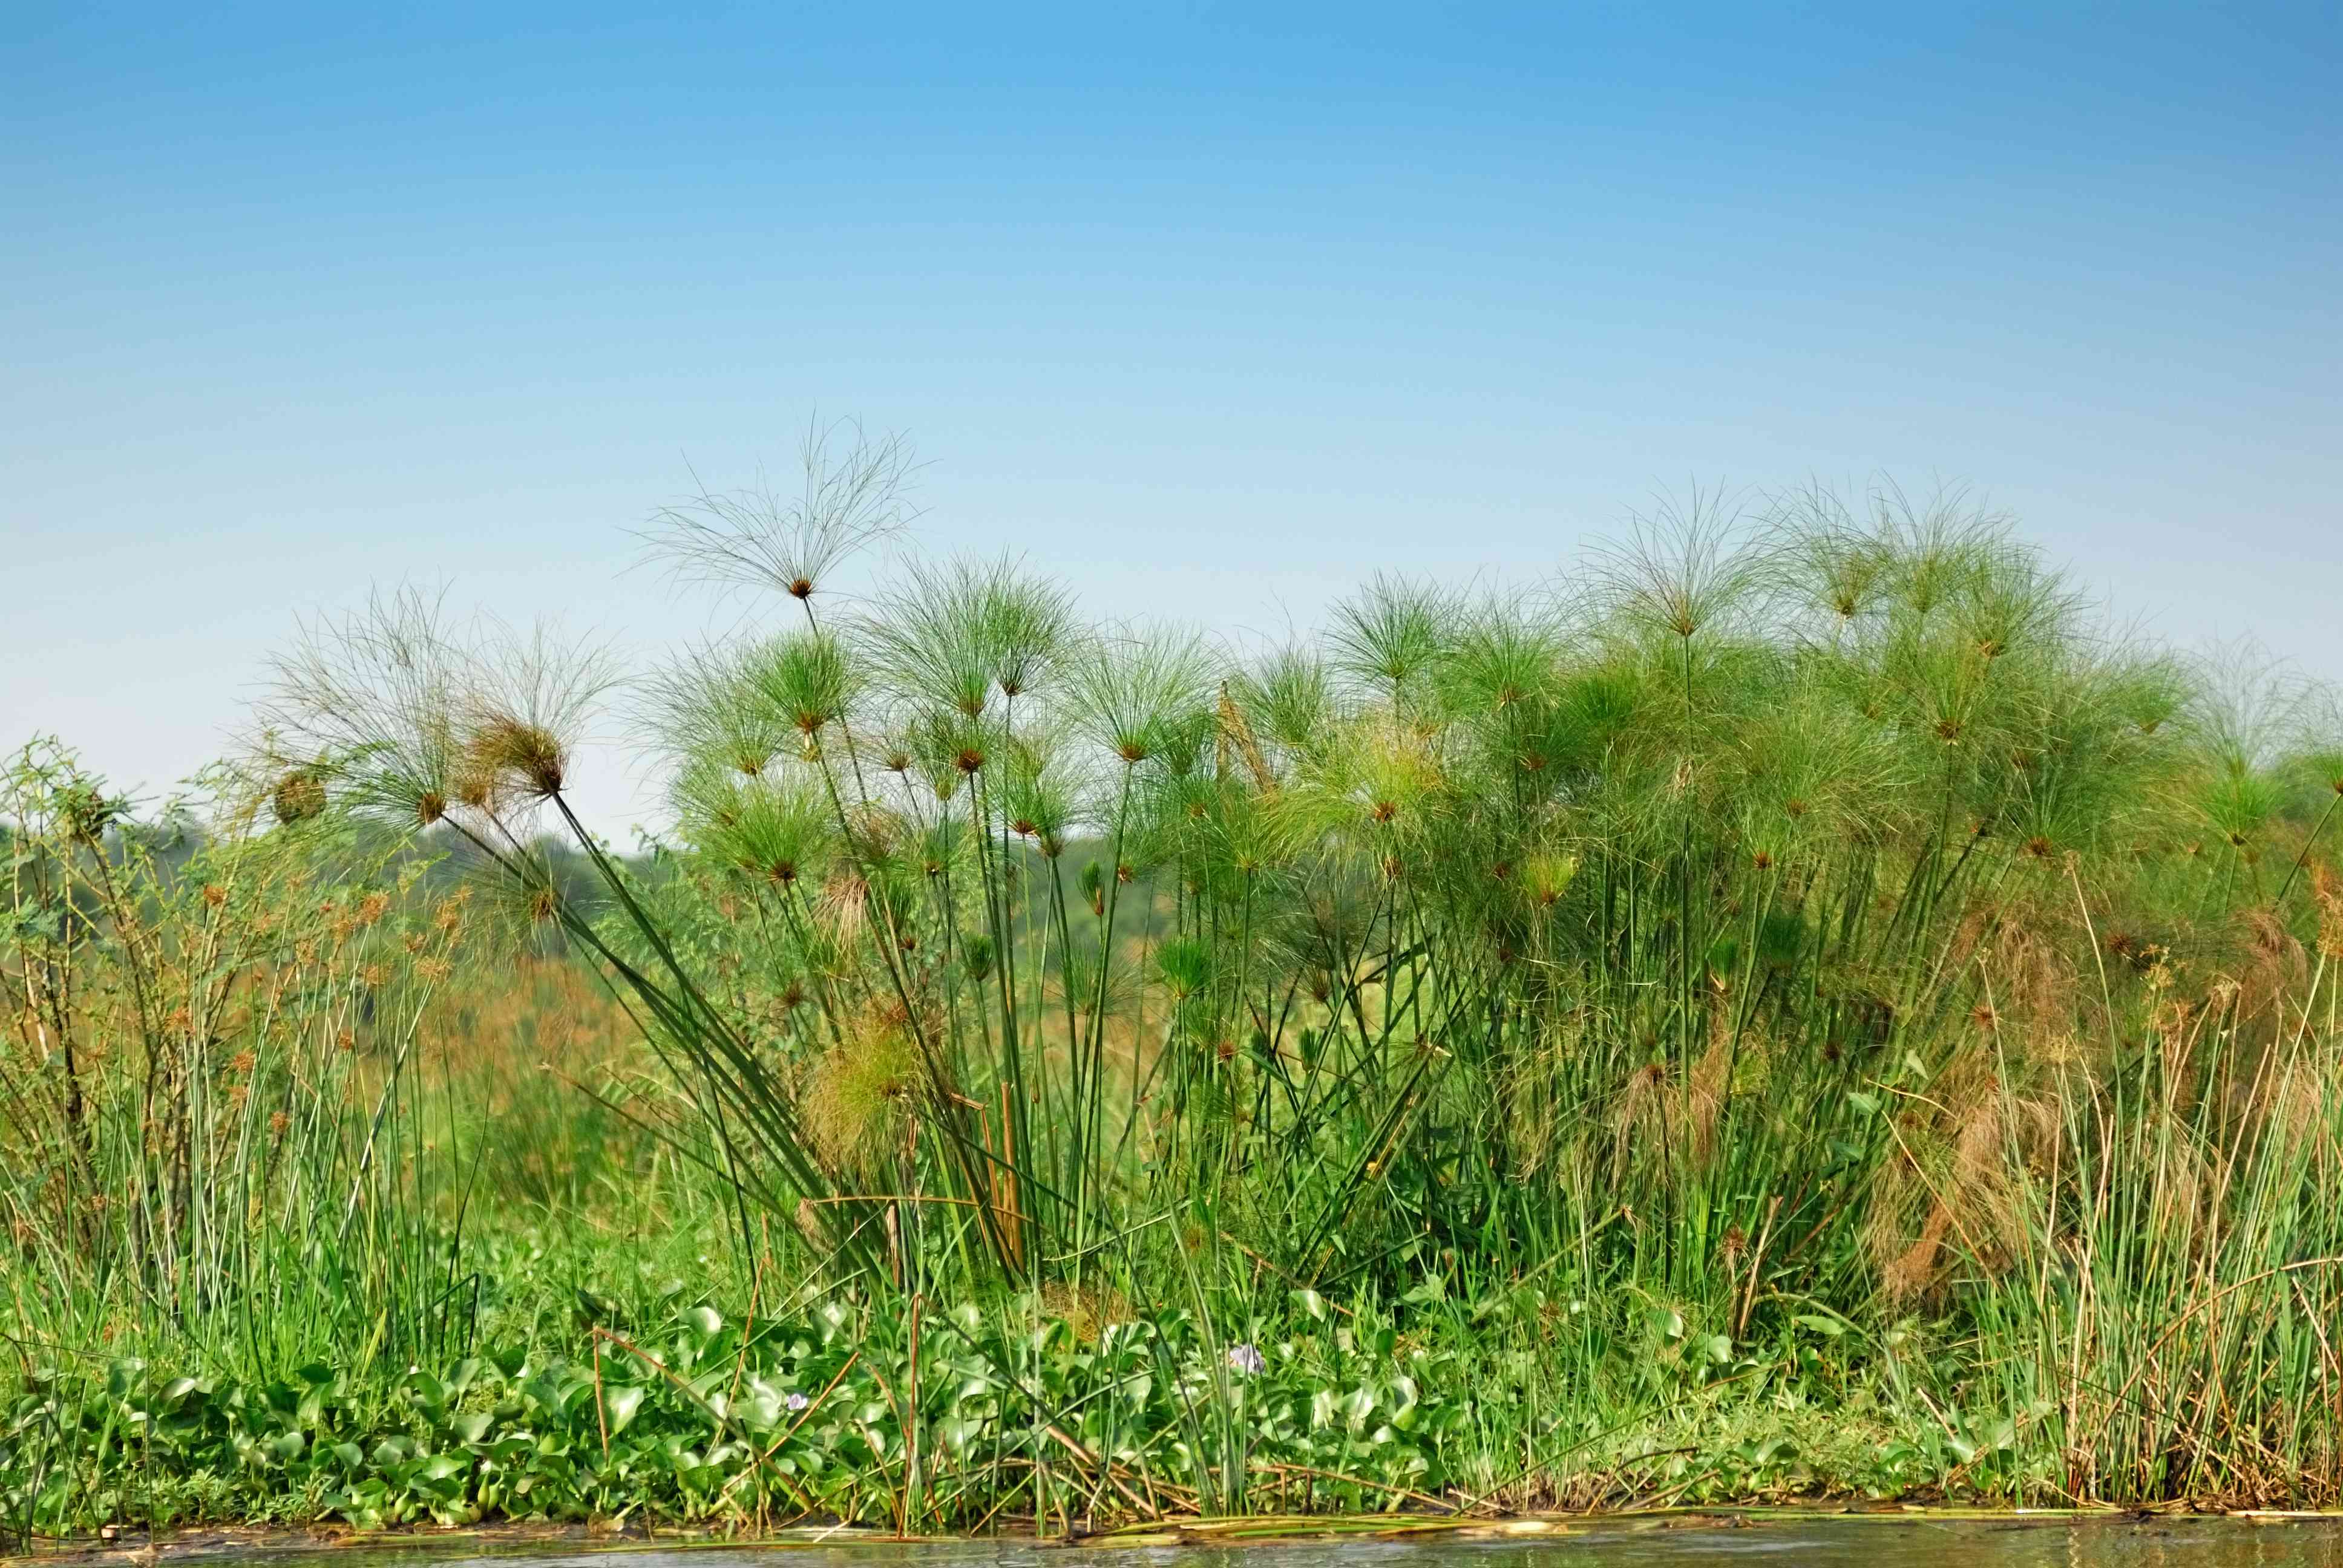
109 1520 2343 1568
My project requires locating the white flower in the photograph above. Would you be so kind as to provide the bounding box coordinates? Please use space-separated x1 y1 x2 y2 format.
1227 1342 1265 1375
785 1391 811 1411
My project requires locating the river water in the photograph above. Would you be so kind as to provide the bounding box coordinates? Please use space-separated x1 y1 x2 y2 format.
117 1520 2343 1568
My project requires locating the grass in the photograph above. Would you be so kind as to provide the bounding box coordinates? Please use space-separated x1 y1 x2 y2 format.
8 456 2343 1537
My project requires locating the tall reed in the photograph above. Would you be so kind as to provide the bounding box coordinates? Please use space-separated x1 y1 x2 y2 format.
228 463 2343 1503
1 741 477 1377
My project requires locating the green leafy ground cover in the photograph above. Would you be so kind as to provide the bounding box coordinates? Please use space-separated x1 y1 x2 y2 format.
10 1224 1974 1535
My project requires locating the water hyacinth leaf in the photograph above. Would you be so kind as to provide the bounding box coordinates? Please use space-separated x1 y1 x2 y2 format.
595 1382 644 1434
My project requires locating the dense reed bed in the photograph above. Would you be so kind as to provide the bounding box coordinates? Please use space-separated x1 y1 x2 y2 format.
7 451 2343 1534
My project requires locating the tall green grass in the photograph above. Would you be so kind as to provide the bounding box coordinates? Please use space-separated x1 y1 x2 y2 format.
12 454 2343 1523
0 740 490 1379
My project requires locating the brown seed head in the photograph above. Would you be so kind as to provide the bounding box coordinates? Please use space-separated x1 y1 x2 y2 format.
272 770 328 825
453 758 499 809
470 717 567 797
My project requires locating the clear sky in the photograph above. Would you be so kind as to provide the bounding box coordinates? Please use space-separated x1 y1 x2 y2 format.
6 4 2338 832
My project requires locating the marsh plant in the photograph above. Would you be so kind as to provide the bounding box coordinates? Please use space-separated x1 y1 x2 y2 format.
0 741 482 1374
13 445 2343 1524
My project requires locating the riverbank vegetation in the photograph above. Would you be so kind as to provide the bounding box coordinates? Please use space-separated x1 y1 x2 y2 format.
8 449 2343 1538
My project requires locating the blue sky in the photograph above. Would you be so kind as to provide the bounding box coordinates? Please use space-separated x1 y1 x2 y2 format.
6 4 2338 830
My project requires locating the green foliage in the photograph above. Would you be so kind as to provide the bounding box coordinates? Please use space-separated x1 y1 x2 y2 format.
1 1246 1991 1534
15 469 2343 1531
